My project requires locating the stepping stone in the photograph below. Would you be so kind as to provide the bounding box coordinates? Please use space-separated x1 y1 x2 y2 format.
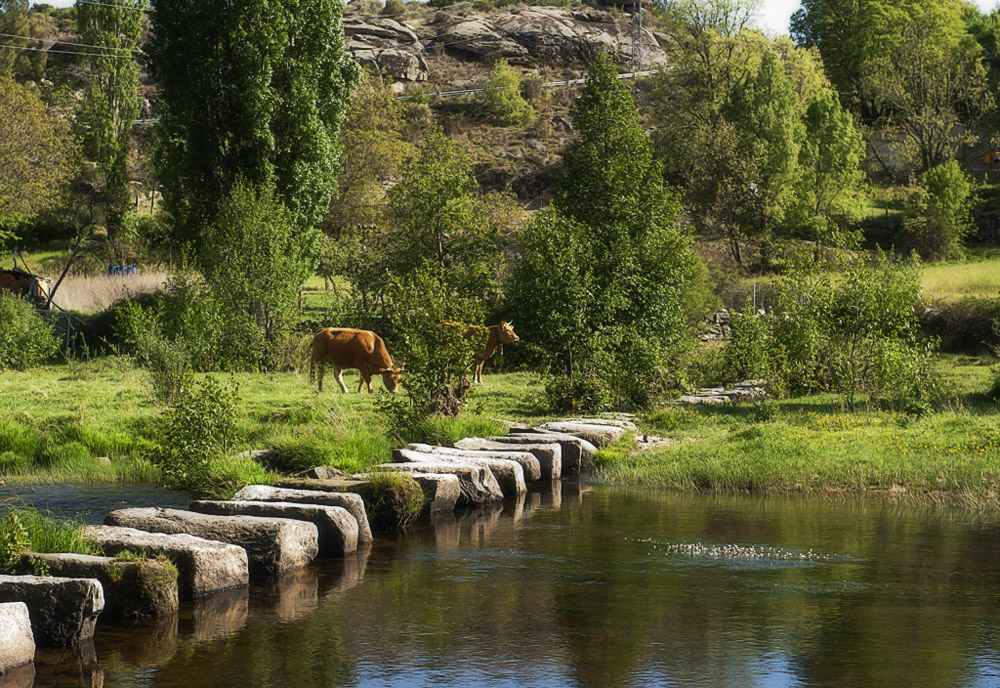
536 421 625 448
84 525 248 598
502 430 597 474
104 508 318 576
0 575 104 648
373 460 504 506
564 417 639 431
190 500 358 558
395 446 525 497
453 437 562 479
19 552 178 621
272 476 424 531
0 602 34 673
406 473 461 513
232 485 372 543
404 443 542 482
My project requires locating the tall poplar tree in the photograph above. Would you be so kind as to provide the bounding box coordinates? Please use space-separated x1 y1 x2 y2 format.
148 0 360 250
76 0 144 245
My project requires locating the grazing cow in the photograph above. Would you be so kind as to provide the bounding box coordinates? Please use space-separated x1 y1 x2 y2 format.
444 321 520 384
310 328 404 393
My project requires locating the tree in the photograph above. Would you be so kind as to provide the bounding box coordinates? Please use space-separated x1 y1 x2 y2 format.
0 76 77 247
901 160 973 260
148 0 360 248
76 0 143 246
789 89 866 254
0 0 30 78
515 55 692 408
482 59 535 126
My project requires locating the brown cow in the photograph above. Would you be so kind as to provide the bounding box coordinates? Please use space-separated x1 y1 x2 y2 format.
310 328 404 393
444 321 520 384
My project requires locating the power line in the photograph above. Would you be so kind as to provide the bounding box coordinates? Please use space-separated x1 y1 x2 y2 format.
0 42 139 58
0 32 143 54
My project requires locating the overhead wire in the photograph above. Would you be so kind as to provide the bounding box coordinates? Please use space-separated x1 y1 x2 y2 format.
0 31 144 53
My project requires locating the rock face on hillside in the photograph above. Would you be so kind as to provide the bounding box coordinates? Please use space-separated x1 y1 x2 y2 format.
342 7 666 82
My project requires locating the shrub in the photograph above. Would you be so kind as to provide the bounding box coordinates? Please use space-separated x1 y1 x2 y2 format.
0 294 60 370
483 59 535 126
901 161 974 261
520 73 547 106
724 301 776 384
115 300 192 403
544 374 611 414
381 0 405 15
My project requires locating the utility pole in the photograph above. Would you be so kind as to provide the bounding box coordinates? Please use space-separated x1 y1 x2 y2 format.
631 0 643 72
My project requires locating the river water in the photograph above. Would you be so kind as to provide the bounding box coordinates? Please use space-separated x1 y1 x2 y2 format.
10 482 1000 688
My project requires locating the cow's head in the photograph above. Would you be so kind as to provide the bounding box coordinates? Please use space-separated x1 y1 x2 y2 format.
378 366 405 393
498 321 520 345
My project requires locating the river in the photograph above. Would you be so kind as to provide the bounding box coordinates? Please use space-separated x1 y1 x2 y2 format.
9 482 1000 687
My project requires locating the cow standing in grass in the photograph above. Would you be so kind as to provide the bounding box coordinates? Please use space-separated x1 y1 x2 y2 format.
310 328 404 393
444 321 520 384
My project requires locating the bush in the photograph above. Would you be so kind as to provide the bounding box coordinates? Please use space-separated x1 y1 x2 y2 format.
115 300 192 403
901 161 974 261
483 59 535 126
544 374 611 414
0 294 60 370
381 0 405 15
724 301 776 384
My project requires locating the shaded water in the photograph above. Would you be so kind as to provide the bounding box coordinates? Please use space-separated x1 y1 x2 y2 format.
13 483 1000 687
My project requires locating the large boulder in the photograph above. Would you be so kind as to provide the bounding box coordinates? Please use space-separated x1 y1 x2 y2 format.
373 460 504 506
104 508 318 576
352 45 428 82
405 443 542 482
499 431 596 474
84 525 248 598
232 485 373 543
537 421 625 448
395 446 526 497
403 472 461 513
0 575 103 648
0 602 34 673
453 437 562 480
189 500 359 558
18 552 178 621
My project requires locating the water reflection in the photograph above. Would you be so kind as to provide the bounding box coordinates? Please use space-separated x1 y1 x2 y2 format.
32 485 1000 687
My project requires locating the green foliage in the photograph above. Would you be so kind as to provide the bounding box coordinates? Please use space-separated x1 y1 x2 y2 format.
724 300 776 384
515 55 692 409
381 0 405 15
0 293 59 370
0 508 98 572
75 0 143 244
482 59 535 126
902 160 974 261
149 0 360 245
359 470 425 530
544 375 611 414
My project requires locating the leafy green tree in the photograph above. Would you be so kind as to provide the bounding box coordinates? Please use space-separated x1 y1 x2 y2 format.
76 0 143 245
0 76 77 246
901 160 973 260
0 293 59 370
483 58 535 126
515 54 692 408
789 89 866 254
0 0 31 78
148 0 360 246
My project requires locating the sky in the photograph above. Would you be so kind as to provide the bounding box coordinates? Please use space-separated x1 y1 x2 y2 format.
32 0 1000 35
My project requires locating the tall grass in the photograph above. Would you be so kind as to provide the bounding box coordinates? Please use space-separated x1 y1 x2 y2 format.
0 507 98 571
49 271 169 313
921 260 1000 301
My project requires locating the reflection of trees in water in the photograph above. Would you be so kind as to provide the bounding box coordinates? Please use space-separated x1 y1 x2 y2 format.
50 488 1000 687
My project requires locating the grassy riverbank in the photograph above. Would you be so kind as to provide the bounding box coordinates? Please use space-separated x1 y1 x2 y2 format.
596 355 1000 503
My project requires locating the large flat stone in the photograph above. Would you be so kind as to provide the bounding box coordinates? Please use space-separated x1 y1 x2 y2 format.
505 430 597 474
406 473 461 513
272 476 424 531
373 460 504 506
104 508 318 576
0 602 34 673
0 575 103 648
537 421 625 448
564 417 638 431
232 485 372 543
453 438 562 479
405 443 542 482
84 525 248 598
19 552 178 621
190 500 358 558
397 446 526 497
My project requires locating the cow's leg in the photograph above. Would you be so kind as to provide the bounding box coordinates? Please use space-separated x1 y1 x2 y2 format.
474 359 485 384
358 372 372 393
316 362 325 392
334 367 348 394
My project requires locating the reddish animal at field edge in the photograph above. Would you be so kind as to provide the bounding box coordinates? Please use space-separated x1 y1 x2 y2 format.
444 321 520 384
310 328 404 393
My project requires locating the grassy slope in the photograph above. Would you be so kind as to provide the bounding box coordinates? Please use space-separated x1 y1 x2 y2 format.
597 355 1000 503
0 360 549 485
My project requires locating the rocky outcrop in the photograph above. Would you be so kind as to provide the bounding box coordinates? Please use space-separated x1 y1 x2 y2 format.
405 443 542 482
676 381 766 405
428 8 665 68
189 500 359 558
0 575 104 648
395 446 526 498
104 508 318 576
374 460 505 506
0 602 34 673
232 485 373 543
453 438 562 480
18 552 178 621
346 16 428 81
84 525 248 598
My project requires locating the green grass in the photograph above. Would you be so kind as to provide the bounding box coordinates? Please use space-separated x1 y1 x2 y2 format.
0 507 98 571
600 355 1000 503
921 259 1000 301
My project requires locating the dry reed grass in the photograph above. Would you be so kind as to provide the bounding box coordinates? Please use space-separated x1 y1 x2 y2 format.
49 271 169 313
